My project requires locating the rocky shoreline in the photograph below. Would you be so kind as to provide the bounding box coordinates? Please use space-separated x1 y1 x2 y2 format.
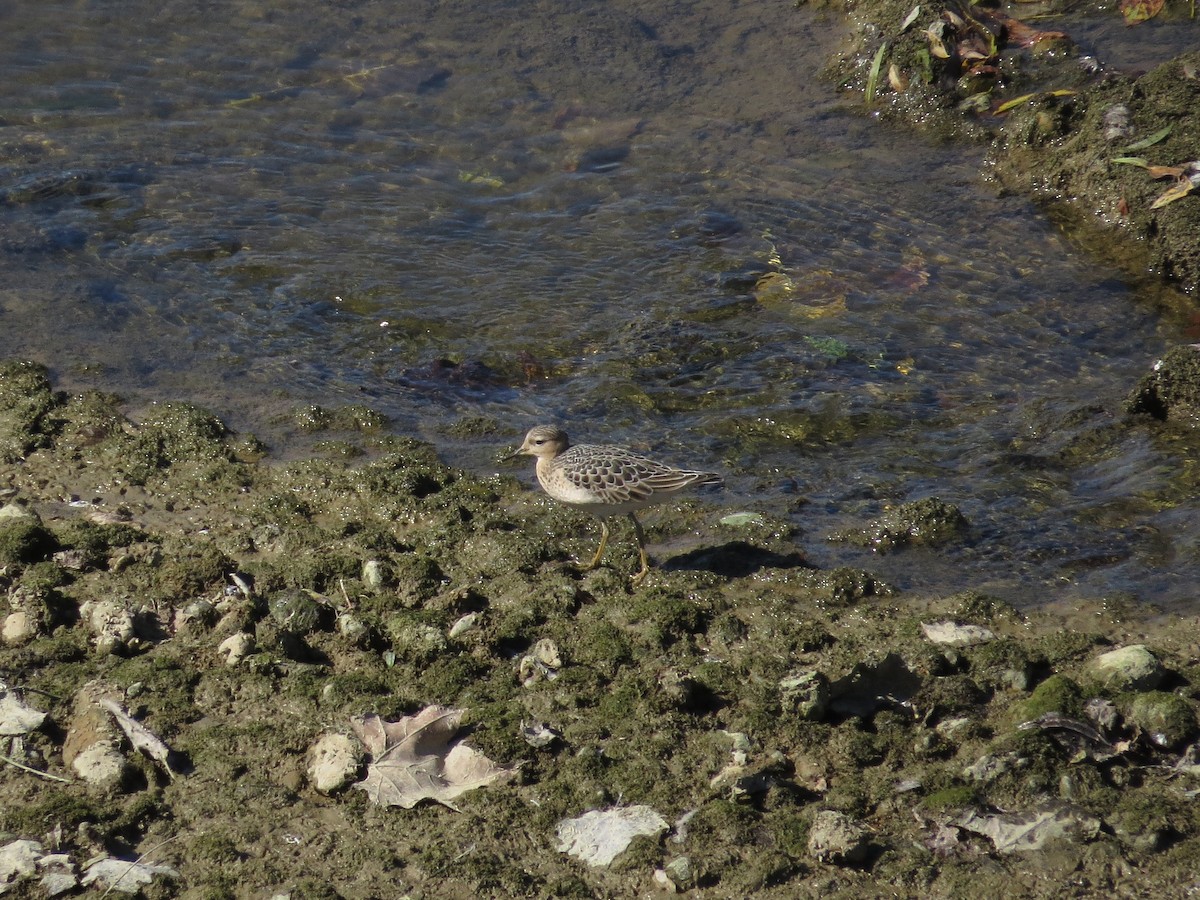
2 358 1200 897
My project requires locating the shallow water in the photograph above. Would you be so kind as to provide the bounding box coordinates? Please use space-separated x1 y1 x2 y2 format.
1 0 1196 609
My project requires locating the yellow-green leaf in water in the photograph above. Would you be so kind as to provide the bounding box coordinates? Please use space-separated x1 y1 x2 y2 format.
1112 157 1149 167
720 512 767 528
1122 125 1172 153
1150 179 1197 210
1120 0 1164 24
995 89 1076 115
866 42 888 106
996 92 1037 114
458 171 505 188
1147 164 1188 179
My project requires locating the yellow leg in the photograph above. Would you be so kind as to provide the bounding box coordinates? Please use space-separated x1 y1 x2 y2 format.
580 520 610 571
627 513 651 585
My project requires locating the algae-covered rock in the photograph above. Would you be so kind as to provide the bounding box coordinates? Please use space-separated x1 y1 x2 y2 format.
807 809 871 865
1123 691 1197 749
1085 644 1165 693
268 590 328 636
837 497 969 552
385 611 449 664
1009 674 1084 725
779 670 831 721
1127 346 1200 423
0 359 57 463
0 504 57 567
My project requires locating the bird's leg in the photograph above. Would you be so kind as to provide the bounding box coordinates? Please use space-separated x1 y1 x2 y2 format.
627 513 651 585
580 519 610 571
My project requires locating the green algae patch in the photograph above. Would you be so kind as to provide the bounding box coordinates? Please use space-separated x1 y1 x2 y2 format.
0 515 57 566
1007 673 1085 725
0 359 57 463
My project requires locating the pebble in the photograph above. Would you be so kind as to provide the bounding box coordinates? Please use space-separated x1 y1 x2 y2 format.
306 732 363 794
218 632 255 666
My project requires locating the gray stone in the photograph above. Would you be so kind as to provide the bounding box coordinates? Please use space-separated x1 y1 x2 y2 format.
1086 645 1165 693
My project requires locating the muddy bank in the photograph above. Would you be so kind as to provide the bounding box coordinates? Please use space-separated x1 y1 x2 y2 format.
3 360 1200 897
820 0 1200 299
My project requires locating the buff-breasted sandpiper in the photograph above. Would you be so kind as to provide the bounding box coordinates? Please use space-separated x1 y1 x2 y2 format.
510 425 723 583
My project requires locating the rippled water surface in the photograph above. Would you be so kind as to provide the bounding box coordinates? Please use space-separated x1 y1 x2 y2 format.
1 0 1196 609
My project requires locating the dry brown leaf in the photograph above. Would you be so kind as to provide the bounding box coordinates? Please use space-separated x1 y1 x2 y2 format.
351 706 518 811
1147 165 1187 180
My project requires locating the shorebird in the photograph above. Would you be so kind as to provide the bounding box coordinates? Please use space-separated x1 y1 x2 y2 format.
510 425 722 584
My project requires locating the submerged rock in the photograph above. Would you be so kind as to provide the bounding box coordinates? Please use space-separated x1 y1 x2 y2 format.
838 497 969 552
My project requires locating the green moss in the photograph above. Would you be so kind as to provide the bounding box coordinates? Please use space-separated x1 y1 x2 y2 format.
18 560 71 592
384 609 449 665
0 359 57 461
626 590 708 646
1008 673 1084 724
417 652 490 700
965 637 1045 690
50 518 142 569
0 518 57 566
572 620 633 677
148 541 235 601
1033 630 1102 667
949 591 1024 624
0 787 113 833
922 785 979 810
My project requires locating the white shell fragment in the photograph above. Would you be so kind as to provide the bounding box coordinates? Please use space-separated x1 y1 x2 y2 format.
448 612 479 638
520 638 563 686
921 621 995 646
556 806 669 867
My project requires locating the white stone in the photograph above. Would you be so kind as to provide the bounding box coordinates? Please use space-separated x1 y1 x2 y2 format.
306 733 362 794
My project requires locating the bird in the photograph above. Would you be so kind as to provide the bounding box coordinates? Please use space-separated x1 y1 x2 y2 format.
509 424 723 584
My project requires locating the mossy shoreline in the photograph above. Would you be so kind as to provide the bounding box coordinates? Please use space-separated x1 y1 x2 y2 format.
818 0 1200 302
2 360 1200 897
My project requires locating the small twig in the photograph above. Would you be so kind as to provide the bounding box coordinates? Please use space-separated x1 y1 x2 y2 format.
0 753 74 783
